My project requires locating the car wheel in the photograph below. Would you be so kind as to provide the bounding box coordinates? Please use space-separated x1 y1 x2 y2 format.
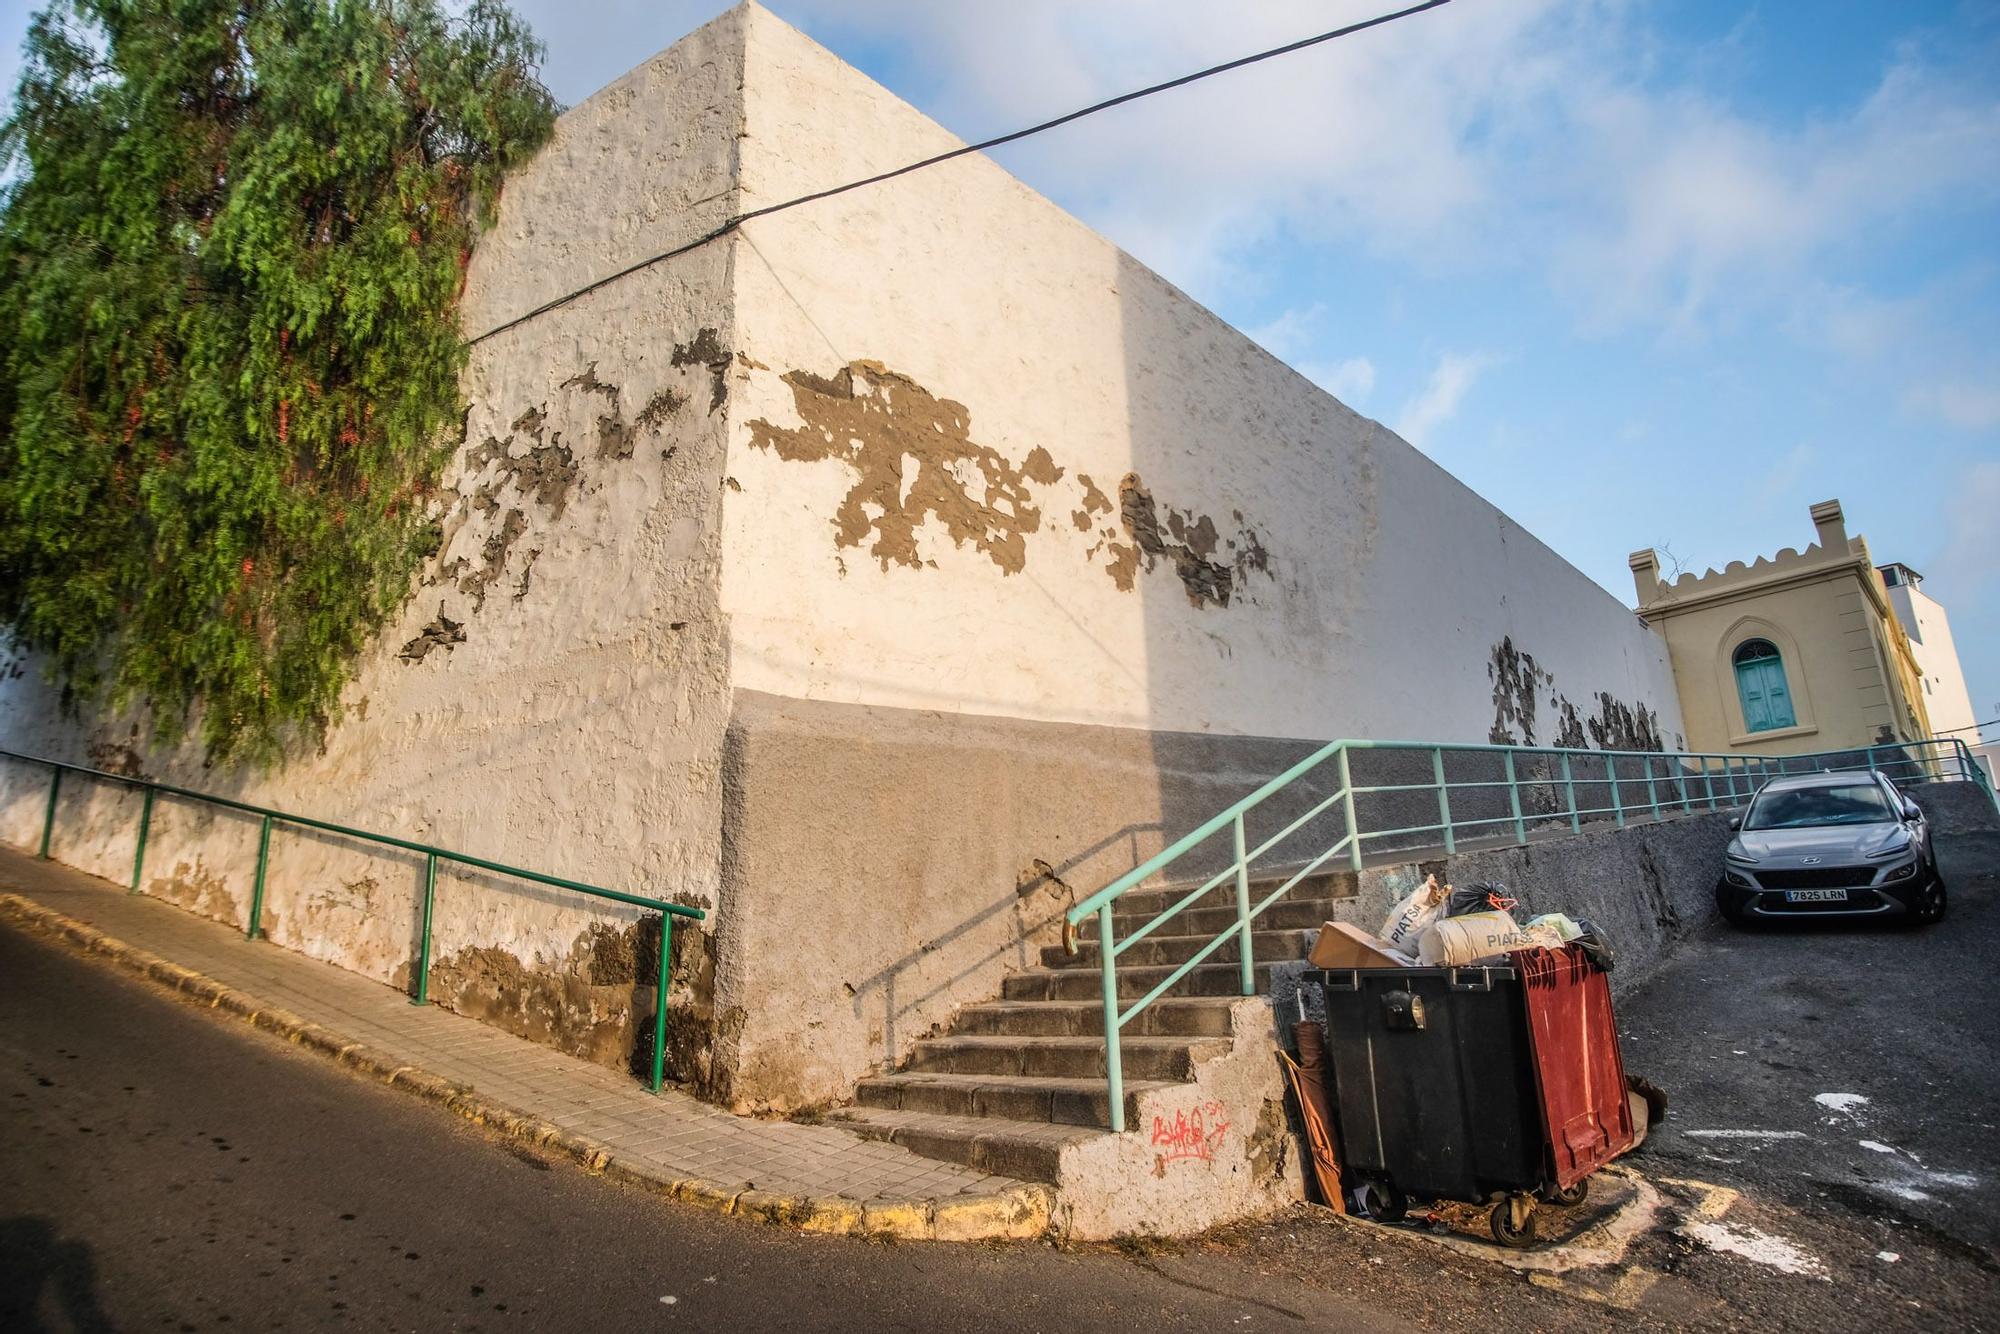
1716 893 1749 928
1915 876 1948 925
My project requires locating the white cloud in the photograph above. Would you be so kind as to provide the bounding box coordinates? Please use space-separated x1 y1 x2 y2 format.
1757 442 1813 502
1903 380 2000 431
1398 351 1496 447
1307 357 1377 404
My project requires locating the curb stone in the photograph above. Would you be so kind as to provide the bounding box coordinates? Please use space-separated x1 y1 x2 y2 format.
0 891 1054 1243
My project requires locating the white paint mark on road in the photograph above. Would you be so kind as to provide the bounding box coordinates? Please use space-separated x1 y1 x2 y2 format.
1682 1220 1829 1280
1815 1093 1869 1122
1859 1140 1898 1155
1686 1130 1809 1140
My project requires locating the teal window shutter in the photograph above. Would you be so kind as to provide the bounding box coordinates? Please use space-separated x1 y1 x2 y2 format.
1733 640 1796 733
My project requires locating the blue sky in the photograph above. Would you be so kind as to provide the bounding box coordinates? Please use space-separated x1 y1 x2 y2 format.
4 0 1996 737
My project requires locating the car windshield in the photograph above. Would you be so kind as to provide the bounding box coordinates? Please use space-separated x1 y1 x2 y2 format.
1744 782 1896 830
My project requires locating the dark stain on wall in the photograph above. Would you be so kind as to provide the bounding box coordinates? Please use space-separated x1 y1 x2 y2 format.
1115 476 1235 608
1552 698 1588 750
1487 636 1553 746
746 360 1055 575
398 605 465 661
1587 692 1664 752
1096 473 1274 609
671 328 731 415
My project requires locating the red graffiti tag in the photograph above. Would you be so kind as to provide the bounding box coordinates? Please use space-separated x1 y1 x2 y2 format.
1150 1101 1231 1166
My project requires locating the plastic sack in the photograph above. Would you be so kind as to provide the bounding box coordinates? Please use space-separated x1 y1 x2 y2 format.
1571 917 1616 972
1526 912 1583 942
1443 881 1518 918
1378 873 1449 955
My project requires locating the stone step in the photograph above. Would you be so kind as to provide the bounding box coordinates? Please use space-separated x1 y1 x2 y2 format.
1041 926 1313 970
831 1107 1105 1185
853 1071 1173 1129
952 996 1238 1039
905 1034 1227 1082
1111 897 1344 936
1104 868 1356 920
1002 960 1280 1003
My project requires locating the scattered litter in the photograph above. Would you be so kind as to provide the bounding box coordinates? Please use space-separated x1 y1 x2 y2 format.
660 1296 678 1306
1877 1251 1900 1263
1686 1129 1808 1140
1682 1220 1828 1280
1732 1050 1747 1055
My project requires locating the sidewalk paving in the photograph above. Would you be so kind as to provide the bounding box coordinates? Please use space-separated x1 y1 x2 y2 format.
0 844 1049 1241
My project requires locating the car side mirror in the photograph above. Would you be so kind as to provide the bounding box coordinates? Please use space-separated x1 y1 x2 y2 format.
1727 814 1741 831
1903 800 1922 822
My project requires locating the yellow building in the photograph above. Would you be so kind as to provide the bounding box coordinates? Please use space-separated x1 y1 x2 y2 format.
1629 499 1931 759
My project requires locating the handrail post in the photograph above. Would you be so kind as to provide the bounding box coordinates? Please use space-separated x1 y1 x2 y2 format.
246 814 273 939
1680 758 1694 813
130 786 155 892
651 911 674 1093
1704 760 1717 811
412 852 438 1005
1560 752 1580 832
1645 757 1660 819
1608 755 1625 827
1232 814 1254 997
1338 747 1362 872
1098 910 1124 1133
38 765 61 859
1504 750 1526 845
1865 743 1879 775
1432 748 1455 854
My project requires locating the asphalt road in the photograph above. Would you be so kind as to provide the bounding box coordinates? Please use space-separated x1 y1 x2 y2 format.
1621 830 2000 1258
0 919 1399 1334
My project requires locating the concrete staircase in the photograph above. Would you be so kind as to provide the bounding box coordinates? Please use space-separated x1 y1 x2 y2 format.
832 869 1353 1184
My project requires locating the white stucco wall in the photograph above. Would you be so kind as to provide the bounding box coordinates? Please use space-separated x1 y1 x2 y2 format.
1886 579 1979 739
719 4 1681 749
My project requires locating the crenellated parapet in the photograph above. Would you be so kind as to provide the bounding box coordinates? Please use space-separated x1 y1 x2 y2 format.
1629 499 1876 613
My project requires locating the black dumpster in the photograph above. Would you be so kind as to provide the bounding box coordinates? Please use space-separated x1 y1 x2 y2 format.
1313 964 1545 1242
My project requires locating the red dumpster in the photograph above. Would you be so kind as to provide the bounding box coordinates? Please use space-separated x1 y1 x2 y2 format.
1518 944 1635 1190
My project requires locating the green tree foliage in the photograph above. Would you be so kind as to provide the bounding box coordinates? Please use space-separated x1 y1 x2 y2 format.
0 0 556 761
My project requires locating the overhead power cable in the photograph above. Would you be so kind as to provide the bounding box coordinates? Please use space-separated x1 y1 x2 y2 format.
468 0 1454 346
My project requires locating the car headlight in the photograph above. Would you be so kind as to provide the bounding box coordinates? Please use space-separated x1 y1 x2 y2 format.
1868 836 1912 859
1881 860 1919 882
1724 868 1756 888
1726 846 1757 865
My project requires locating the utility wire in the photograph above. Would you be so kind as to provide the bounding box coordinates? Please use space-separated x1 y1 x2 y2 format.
468 0 1454 346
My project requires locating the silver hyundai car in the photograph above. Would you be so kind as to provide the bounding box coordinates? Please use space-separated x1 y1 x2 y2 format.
1715 770 1945 925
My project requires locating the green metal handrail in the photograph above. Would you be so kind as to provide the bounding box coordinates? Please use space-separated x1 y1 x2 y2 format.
4 747 705 1093
1066 734 1994 1131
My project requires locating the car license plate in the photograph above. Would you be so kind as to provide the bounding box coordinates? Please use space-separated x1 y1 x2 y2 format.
1784 888 1848 903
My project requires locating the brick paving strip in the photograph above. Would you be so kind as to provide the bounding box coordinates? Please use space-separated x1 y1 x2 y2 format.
0 846 1050 1241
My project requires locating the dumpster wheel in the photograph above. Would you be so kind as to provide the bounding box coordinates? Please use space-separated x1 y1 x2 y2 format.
1355 1181 1408 1223
1489 1193 1538 1248
1541 1177 1589 1208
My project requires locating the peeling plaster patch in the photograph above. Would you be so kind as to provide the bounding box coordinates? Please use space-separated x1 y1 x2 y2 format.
1101 474 1268 609
150 860 242 929
458 509 527 611
512 548 541 602
671 328 731 415
1588 692 1664 752
1553 698 1588 750
634 388 685 433
398 606 466 662
559 362 620 407
465 431 580 519
747 361 1054 575
1488 636 1553 746
1072 472 1112 533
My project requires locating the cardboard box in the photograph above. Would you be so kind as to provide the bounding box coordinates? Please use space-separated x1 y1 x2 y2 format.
1308 921 1415 969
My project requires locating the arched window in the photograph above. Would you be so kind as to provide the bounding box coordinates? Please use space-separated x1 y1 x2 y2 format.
1733 639 1796 732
